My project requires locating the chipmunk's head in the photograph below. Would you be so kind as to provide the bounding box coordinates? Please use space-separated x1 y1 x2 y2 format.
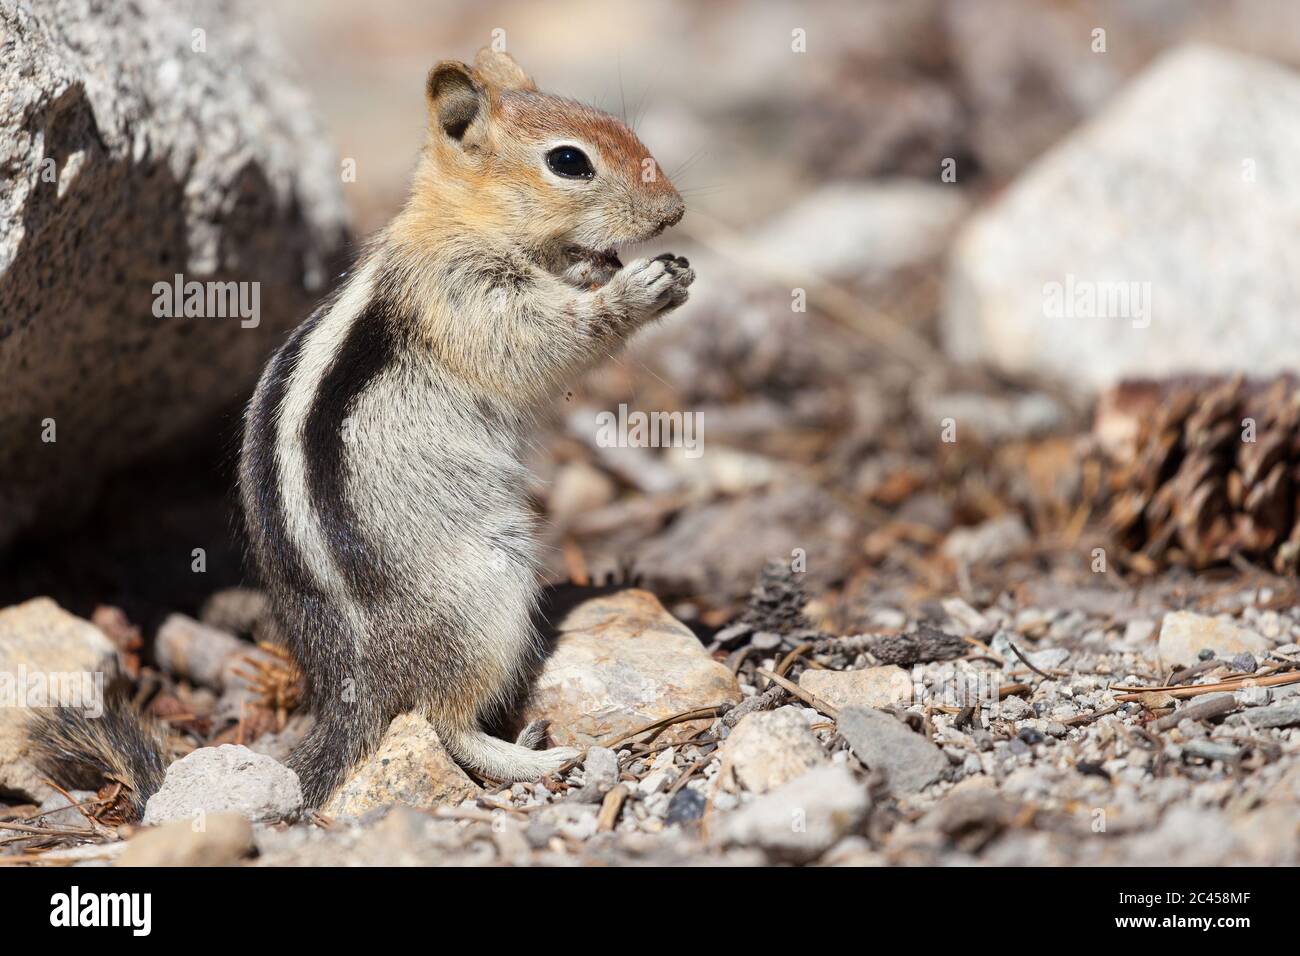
421 49 684 282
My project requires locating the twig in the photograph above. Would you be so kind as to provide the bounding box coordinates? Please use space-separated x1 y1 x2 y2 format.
1151 693 1239 732
0 821 100 838
601 706 725 750
775 642 815 679
668 756 710 797
23 792 109 826
1112 671 1300 702
1062 703 1122 727
1006 640 1054 680
626 736 718 760
0 854 81 866
1167 659 1227 684
1112 667 1293 692
722 686 786 727
963 636 1006 666
728 645 757 676
39 780 118 840
596 785 628 832
755 668 840 720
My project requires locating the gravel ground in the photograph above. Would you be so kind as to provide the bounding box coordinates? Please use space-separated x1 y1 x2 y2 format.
12 558 1295 868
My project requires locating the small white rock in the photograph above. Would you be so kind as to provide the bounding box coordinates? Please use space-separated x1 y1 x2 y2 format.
143 744 303 825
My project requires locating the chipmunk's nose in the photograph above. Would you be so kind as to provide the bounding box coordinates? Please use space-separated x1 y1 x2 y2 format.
659 198 685 231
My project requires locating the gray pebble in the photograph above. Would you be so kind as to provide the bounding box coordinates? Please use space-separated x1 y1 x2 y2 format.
666 788 707 824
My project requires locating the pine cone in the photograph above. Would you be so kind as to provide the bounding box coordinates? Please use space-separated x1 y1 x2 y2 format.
740 559 813 635
1098 375 1300 573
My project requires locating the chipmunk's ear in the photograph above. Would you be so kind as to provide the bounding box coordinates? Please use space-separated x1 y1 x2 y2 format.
426 61 488 144
473 48 535 92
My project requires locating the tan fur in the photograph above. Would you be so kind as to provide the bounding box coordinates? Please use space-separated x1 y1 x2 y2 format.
238 48 694 803
473 48 537 92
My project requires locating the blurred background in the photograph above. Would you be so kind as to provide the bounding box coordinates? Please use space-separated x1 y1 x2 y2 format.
6 0 1300 632
272 0 1300 230
6 0 1300 868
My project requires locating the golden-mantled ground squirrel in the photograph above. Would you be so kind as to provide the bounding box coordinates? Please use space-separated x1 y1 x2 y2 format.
33 49 693 814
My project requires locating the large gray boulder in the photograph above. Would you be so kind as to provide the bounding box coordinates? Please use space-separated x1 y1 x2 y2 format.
0 0 349 547
943 45 1300 394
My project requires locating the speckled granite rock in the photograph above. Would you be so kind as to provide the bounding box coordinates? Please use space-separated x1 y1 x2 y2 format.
321 713 479 819
522 589 741 747
0 0 349 547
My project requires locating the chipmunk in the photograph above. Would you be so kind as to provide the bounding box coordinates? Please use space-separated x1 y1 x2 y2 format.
32 48 693 815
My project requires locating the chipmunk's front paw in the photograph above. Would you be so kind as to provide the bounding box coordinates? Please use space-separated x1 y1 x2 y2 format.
620 253 694 315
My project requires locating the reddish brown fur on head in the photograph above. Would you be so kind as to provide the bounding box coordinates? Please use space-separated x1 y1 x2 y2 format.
414 49 684 258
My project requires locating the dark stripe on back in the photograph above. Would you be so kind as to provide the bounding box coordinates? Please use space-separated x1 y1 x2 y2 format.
243 311 324 599
303 295 403 600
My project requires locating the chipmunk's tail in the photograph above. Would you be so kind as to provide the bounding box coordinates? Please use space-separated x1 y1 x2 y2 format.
28 680 383 816
286 705 389 809
27 685 168 821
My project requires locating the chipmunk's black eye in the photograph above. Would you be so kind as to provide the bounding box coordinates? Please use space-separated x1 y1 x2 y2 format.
546 146 594 179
